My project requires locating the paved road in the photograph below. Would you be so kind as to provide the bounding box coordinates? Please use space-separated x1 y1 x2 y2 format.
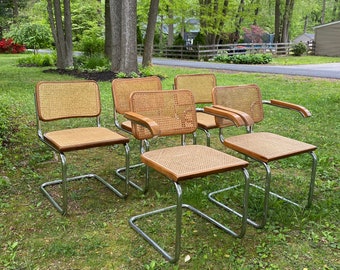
149 57 340 79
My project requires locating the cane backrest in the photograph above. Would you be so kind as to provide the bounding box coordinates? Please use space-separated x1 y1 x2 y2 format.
174 73 216 104
174 73 222 146
36 80 101 121
129 90 197 140
212 84 264 127
112 76 162 132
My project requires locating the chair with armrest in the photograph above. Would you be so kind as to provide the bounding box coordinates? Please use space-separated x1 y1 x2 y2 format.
174 73 233 146
111 76 162 192
125 90 250 263
35 80 130 215
205 84 317 228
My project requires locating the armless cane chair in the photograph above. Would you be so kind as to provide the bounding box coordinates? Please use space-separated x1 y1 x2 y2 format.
174 73 232 146
125 90 250 263
205 84 317 228
111 76 162 192
35 80 130 215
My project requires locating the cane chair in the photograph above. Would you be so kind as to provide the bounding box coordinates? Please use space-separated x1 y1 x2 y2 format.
125 90 250 263
111 76 162 192
35 80 130 215
205 84 317 228
174 73 232 146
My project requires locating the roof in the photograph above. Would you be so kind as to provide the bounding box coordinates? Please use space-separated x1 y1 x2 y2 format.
294 33 314 39
314 20 340 29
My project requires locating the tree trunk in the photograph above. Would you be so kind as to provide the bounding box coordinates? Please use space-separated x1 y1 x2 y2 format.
167 4 174 46
120 0 138 74
234 0 245 42
274 0 281 43
47 0 73 69
63 0 73 66
110 0 122 72
142 0 159 67
281 0 294 43
104 0 112 58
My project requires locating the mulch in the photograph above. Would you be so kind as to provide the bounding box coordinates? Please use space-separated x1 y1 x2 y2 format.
43 69 118 81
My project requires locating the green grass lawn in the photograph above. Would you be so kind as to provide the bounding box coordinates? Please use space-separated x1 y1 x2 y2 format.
271 55 340 65
0 54 339 269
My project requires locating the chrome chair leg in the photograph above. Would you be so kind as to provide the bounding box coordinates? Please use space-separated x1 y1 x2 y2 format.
41 143 130 215
210 151 317 229
129 168 250 263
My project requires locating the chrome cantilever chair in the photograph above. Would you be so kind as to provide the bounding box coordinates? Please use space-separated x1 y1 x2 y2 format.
35 80 130 215
125 90 250 263
174 73 222 146
111 76 162 192
205 84 317 228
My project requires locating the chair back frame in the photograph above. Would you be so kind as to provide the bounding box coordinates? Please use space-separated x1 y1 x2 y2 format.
174 73 216 104
111 76 162 132
212 84 264 128
129 90 197 140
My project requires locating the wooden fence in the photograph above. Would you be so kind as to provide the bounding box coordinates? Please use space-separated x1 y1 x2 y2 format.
137 42 315 60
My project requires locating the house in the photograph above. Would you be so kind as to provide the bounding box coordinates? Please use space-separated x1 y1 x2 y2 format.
314 21 340 57
292 33 314 44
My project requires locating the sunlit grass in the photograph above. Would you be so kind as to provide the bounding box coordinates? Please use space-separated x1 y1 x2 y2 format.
271 55 340 65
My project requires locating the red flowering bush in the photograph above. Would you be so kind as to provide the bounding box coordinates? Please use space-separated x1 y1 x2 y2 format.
0 38 26 54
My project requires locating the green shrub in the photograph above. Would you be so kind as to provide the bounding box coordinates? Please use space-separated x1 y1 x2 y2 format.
74 54 110 71
173 33 185 46
291 42 307 56
6 23 52 53
18 53 56 67
78 26 104 56
214 53 272 64
193 32 206 46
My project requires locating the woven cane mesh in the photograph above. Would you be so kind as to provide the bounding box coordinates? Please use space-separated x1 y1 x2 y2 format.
224 132 317 163
129 90 197 140
174 73 216 104
44 127 129 152
36 81 100 121
112 76 162 114
212 84 264 126
142 145 248 181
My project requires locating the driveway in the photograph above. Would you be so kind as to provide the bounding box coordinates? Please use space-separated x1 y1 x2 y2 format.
149 58 340 79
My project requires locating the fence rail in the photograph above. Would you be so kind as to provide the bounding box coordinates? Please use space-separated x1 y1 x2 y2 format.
137 42 315 60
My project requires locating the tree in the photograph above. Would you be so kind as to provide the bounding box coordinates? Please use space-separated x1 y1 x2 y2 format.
104 0 112 57
47 0 73 69
0 0 27 37
9 23 51 53
107 0 137 74
121 0 138 73
243 25 265 43
199 0 231 45
281 0 294 42
142 0 159 67
274 0 294 42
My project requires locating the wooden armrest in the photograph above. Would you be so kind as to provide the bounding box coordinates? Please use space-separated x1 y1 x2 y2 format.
124 112 160 136
204 106 246 127
267 99 312 117
212 105 255 126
